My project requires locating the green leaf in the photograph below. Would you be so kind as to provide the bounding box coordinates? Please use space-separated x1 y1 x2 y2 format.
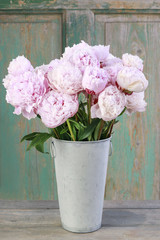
60 127 68 134
37 114 41 119
78 119 100 141
76 113 83 123
35 143 44 153
114 120 119 124
35 143 49 154
94 120 102 141
72 126 77 141
54 125 64 136
68 119 81 130
21 132 40 142
27 133 51 151
118 107 126 117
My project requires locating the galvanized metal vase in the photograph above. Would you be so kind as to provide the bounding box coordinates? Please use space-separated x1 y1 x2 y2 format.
50 137 111 233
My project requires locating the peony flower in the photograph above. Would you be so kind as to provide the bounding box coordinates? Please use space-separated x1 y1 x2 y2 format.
91 103 102 119
37 91 79 128
3 70 48 120
35 59 61 92
3 74 12 89
8 56 33 76
103 56 123 85
62 41 99 72
122 53 143 71
91 85 126 121
35 59 61 75
35 64 52 75
125 92 147 115
92 44 110 63
82 66 109 95
48 61 83 94
117 66 148 92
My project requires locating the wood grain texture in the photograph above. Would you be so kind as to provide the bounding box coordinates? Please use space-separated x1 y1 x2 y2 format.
0 207 160 239
95 14 160 200
0 14 62 200
65 10 94 46
1 200 160 209
0 0 160 10
0 3 160 201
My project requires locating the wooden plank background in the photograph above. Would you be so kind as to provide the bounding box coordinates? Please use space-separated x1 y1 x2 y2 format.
0 0 159 200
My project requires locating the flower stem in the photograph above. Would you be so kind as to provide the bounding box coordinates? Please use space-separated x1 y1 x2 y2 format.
97 120 105 140
75 113 78 122
108 119 115 138
53 128 60 139
67 119 75 141
87 94 92 124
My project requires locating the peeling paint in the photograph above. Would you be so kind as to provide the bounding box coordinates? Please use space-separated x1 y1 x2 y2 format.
18 0 26 7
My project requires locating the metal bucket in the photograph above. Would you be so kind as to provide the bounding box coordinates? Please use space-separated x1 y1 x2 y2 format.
50 137 112 233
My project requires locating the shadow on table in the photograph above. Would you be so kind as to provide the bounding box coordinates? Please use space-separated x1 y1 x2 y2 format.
102 209 146 227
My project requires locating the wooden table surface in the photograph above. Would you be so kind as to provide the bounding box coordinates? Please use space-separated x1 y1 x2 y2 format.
0 200 160 240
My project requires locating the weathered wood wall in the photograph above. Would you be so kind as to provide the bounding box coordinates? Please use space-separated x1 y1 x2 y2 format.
0 0 159 200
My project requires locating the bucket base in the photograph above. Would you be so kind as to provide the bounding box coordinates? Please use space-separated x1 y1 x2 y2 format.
62 222 101 233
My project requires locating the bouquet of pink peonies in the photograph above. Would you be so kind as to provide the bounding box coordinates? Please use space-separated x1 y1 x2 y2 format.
3 41 148 153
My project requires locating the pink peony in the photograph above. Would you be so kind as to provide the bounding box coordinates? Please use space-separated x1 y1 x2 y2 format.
91 103 102 119
82 66 109 95
3 70 48 120
92 44 110 63
91 85 126 121
35 64 52 75
35 59 61 92
8 56 33 76
37 91 79 128
35 59 61 75
103 56 123 85
3 74 12 89
62 41 99 72
117 66 148 92
122 53 143 71
125 92 147 115
48 61 83 94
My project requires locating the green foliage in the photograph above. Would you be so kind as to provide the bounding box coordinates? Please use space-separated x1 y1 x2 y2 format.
78 119 101 141
21 132 52 154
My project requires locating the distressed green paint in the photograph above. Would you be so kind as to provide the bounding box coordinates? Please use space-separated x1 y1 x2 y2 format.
66 10 94 47
105 116 135 200
0 0 159 11
144 22 160 200
0 4 160 201
95 14 160 200
0 14 62 200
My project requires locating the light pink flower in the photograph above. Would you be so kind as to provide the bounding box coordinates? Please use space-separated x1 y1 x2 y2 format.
3 74 12 89
117 66 148 92
3 70 48 120
37 91 79 128
122 53 143 71
35 64 52 75
103 57 123 85
62 41 99 72
82 66 109 95
91 85 126 121
125 92 147 115
35 59 61 76
35 59 61 92
91 103 102 119
8 56 33 76
92 44 110 63
48 61 83 94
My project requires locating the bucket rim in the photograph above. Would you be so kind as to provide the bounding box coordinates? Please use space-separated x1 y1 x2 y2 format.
51 136 111 144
